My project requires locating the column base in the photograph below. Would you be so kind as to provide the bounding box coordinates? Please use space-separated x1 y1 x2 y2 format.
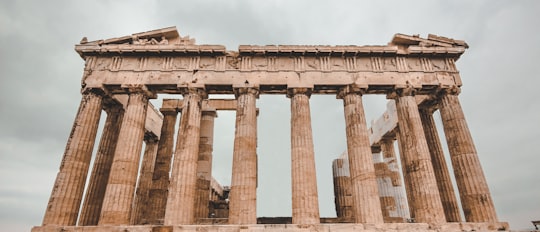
32 222 510 232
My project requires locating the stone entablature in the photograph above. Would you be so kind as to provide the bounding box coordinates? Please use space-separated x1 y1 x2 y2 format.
77 27 464 96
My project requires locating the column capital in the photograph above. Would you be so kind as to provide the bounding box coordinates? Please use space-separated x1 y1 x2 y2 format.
103 100 124 114
180 87 208 99
387 84 417 99
81 87 106 96
417 96 439 113
202 109 218 118
121 84 157 99
336 85 366 99
161 99 181 114
437 86 461 97
286 87 312 98
233 87 259 98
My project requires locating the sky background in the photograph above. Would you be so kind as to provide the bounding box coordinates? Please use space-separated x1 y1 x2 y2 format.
1 0 539 231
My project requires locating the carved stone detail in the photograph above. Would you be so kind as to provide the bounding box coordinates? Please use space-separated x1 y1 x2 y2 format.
241 56 252 71
110 56 122 71
396 57 408 72
345 57 357 71
267 56 277 71
189 56 200 71
294 57 305 71
138 57 148 71
445 58 457 71
371 57 383 72
162 57 174 70
421 58 433 72
216 56 226 71
320 56 331 71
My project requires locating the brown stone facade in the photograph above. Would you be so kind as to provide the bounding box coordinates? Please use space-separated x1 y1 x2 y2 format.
34 27 507 231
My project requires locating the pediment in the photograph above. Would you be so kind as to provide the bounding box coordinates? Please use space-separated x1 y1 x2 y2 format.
390 33 468 48
80 26 196 46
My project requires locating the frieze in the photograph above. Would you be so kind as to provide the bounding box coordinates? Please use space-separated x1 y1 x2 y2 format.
345 57 356 71
162 57 174 70
110 56 122 71
215 56 226 71
89 55 458 74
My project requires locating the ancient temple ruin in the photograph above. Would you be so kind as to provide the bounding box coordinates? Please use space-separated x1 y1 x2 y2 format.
33 26 508 231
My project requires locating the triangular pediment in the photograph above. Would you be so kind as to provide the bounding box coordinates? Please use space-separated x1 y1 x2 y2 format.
390 33 468 48
80 26 196 46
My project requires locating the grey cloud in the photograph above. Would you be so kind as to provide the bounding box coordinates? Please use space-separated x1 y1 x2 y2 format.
1 0 539 231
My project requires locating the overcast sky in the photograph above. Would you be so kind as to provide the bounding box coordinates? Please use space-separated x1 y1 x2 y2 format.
1 0 539 231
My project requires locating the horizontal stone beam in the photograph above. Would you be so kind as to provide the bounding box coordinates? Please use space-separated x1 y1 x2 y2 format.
84 70 461 95
76 43 464 57
161 99 238 112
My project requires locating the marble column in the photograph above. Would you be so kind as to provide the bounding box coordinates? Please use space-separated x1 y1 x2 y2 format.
380 138 410 221
337 85 384 223
288 88 320 224
78 103 124 226
419 107 461 222
145 108 178 224
164 88 206 225
131 135 159 224
99 89 151 225
42 89 103 226
332 157 354 219
438 88 498 222
229 88 259 224
194 109 217 220
390 87 446 224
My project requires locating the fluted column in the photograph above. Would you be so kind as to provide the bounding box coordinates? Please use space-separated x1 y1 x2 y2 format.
164 88 207 225
438 88 498 222
390 87 446 223
229 88 259 224
288 88 320 224
419 106 461 222
78 102 124 226
99 89 152 225
337 85 383 223
194 109 217 220
145 108 178 224
42 89 104 226
380 138 410 221
131 135 159 224
332 156 354 219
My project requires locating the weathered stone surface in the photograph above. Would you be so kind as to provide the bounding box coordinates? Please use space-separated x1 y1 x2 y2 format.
32 222 510 232
165 88 206 225
99 91 150 225
379 139 410 222
288 88 320 224
77 27 465 95
332 155 354 220
391 88 446 224
419 107 461 222
145 109 178 224
228 88 259 224
131 136 159 224
439 89 498 222
194 109 217 220
337 85 383 223
42 90 103 226
78 103 124 226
